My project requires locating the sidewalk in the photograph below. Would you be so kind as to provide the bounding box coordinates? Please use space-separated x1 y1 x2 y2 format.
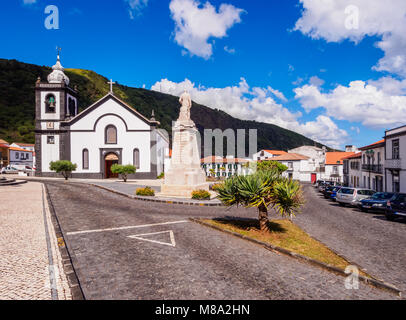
0 182 71 300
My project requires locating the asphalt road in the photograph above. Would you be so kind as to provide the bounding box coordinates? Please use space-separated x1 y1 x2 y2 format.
45 182 398 300
294 184 406 293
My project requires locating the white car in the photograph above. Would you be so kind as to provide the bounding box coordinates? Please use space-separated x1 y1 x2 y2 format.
336 187 376 207
0 166 19 174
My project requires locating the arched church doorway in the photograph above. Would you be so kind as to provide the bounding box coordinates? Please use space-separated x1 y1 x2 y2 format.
104 153 119 179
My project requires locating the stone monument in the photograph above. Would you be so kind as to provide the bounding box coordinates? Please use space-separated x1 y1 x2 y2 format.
160 90 209 197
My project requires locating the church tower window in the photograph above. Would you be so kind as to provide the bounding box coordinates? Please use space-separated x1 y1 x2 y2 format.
45 94 56 113
105 125 117 144
133 148 140 169
83 149 89 170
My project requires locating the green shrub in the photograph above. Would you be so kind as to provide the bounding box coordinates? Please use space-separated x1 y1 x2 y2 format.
157 172 164 179
191 189 211 200
50 160 77 180
136 186 155 197
111 164 136 182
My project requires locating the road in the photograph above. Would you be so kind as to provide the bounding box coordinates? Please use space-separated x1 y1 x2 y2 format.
294 184 406 293
44 182 398 300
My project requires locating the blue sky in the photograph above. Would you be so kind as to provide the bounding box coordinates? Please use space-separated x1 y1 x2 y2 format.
2 0 406 149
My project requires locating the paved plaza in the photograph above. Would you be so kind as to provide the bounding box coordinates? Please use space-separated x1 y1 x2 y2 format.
0 182 71 300
45 181 400 300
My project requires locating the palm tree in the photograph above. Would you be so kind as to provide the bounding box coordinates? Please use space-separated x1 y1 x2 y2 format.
215 169 304 231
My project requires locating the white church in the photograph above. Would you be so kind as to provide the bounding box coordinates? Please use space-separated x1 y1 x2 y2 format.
35 54 169 179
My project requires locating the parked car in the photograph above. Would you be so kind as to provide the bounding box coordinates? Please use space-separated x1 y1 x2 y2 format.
0 166 19 174
359 192 395 212
385 193 406 221
329 186 342 201
323 185 337 199
336 188 376 207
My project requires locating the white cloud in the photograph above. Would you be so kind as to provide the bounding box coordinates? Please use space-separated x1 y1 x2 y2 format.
294 77 406 129
224 46 236 54
169 0 244 59
151 78 348 148
309 75 325 87
294 0 406 77
125 0 149 19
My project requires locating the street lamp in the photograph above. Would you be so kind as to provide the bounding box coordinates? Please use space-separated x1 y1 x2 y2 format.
366 149 375 189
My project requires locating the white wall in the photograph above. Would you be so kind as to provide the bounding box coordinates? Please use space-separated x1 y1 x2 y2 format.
41 135 60 172
71 114 151 173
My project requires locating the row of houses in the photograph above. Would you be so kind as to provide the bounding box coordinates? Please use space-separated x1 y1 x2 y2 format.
343 124 406 193
198 123 405 193
0 139 35 169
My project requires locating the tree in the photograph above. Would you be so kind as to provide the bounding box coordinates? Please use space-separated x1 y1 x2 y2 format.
215 168 304 231
256 160 288 174
111 164 136 182
50 160 77 180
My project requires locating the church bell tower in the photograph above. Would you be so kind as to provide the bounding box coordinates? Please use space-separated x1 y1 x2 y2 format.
34 50 78 176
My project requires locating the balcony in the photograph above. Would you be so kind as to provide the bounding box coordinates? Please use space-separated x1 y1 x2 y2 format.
362 164 383 174
385 158 402 170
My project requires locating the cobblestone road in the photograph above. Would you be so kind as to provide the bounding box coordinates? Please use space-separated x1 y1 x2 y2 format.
0 182 71 300
294 185 406 294
46 182 398 300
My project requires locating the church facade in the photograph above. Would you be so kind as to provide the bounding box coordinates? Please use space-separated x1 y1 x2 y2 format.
35 54 169 179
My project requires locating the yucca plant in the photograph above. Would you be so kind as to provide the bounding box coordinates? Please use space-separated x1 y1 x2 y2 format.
216 169 304 231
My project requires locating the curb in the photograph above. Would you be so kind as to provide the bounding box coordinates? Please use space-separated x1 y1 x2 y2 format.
0 180 27 186
190 218 402 297
44 184 85 300
88 183 224 207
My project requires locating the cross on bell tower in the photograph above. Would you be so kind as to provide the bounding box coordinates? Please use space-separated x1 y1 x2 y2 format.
107 79 116 94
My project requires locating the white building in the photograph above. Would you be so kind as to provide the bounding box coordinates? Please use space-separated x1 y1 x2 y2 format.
253 149 287 161
359 140 385 191
321 152 355 183
272 153 313 182
35 54 168 179
342 152 362 187
201 156 251 178
385 125 406 193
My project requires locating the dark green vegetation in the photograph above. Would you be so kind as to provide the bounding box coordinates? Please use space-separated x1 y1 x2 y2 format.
111 164 136 183
0 58 326 152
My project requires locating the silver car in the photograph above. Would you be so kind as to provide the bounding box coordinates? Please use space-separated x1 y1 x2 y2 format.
336 187 376 207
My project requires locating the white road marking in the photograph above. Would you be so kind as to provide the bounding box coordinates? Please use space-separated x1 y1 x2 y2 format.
66 220 188 236
128 230 176 247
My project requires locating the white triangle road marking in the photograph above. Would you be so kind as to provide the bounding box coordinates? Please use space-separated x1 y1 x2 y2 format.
128 230 176 247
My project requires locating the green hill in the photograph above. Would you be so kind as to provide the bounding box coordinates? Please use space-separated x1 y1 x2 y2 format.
0 58 326 154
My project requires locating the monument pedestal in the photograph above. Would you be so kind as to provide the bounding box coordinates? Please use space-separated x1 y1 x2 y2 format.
160 120 209 198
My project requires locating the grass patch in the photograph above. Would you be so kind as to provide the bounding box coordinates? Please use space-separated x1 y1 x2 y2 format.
202 218 368 276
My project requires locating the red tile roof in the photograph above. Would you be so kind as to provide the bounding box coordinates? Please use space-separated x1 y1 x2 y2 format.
359 139 385 150
13 142 35 147
9 147 33 153
272 153 310 161
341 152 362 160
325 152 355 165
263 150 288 156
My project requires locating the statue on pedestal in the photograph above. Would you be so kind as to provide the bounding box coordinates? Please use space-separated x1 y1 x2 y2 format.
160 90 209 198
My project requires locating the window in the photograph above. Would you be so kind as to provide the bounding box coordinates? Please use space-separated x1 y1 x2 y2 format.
45 94 56 113
392 140 400 159
393 172 400 193
83 149 89 170
288 162 293 170
133 149 140 169
15 152 19 159
47 136 55 144
105 125 117 144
